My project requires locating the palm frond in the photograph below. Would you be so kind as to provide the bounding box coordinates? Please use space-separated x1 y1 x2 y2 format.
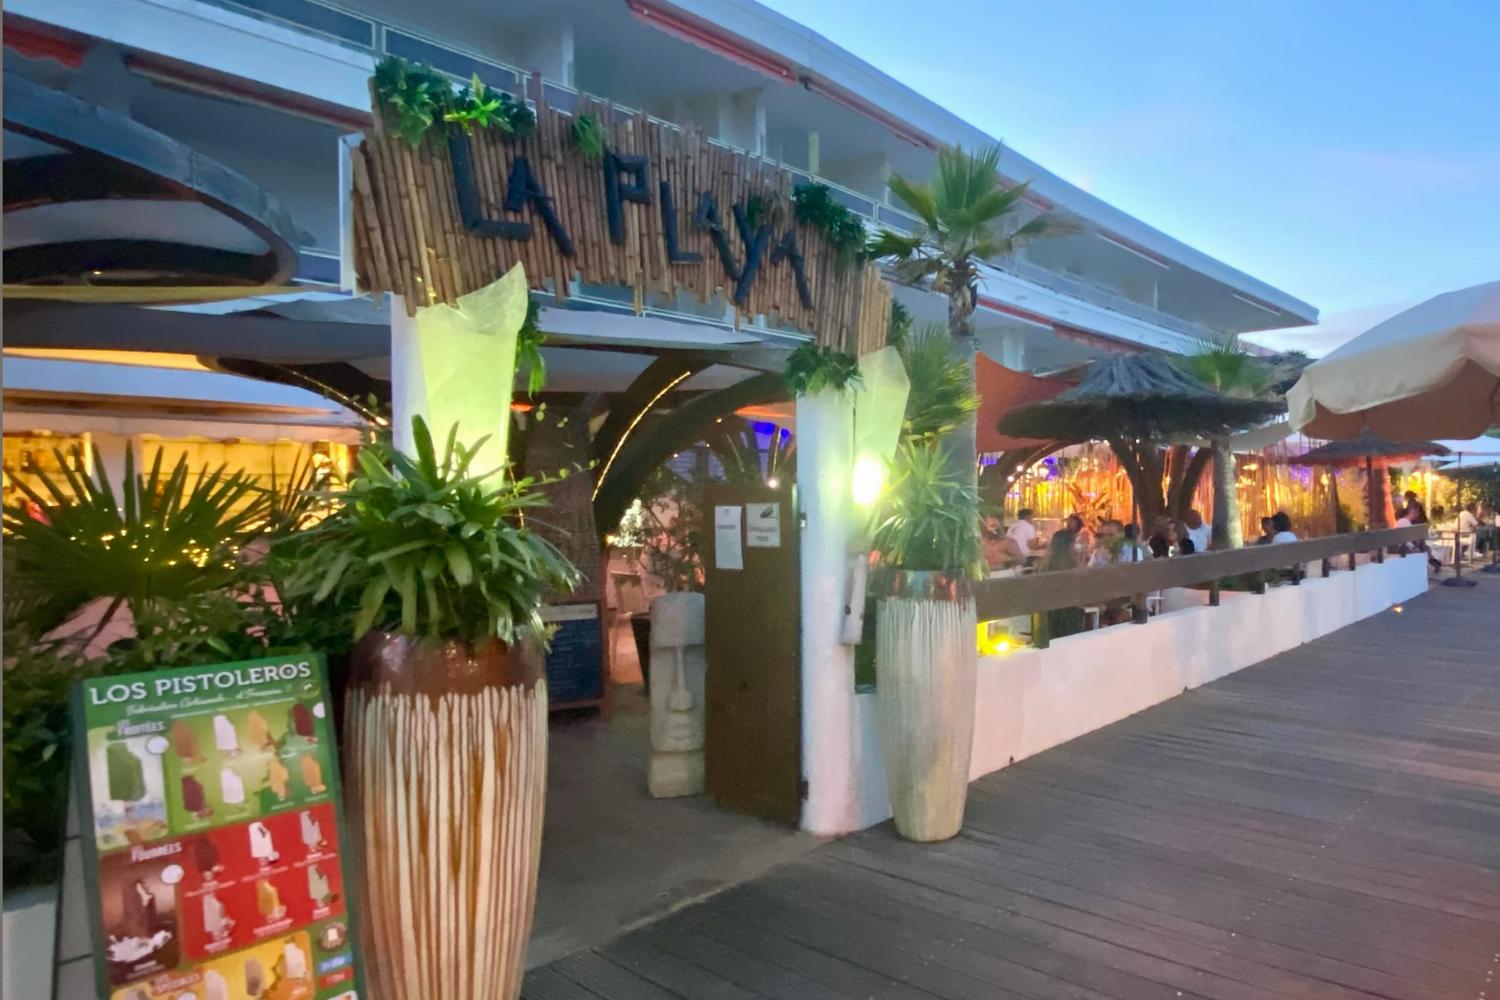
885 172 939 228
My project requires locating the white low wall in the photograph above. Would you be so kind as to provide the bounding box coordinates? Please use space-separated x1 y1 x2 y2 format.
968 554 1427 780
832 554 1427 830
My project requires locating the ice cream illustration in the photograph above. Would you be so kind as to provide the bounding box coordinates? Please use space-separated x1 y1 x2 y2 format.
289 702 317 741
282 939 308 979
194 834 223 877
106 743 146 803
219 766 245 805
307 864 332 906
299 810 324 851
248 821 278 864
169 720 204 764
299 754 325 794
212 714 238 756
246 709 274 750
256 879 284 920
266 756 291 800
181 775 212 818
203 969 229 1000
203 891 232 939
244 955 266 997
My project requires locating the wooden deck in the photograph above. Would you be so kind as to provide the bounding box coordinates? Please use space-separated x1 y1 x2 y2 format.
524 574 1500 1000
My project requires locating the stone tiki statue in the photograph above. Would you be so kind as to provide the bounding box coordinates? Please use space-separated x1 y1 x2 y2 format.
647 592 707 797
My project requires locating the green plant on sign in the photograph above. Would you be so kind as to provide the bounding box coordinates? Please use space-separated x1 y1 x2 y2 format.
571 112 606 161
791 183 867 262
3 445 270 636
280 415 580 643
784 343 863 397
871 441 986 579
374 57 452 147
443 74 507 134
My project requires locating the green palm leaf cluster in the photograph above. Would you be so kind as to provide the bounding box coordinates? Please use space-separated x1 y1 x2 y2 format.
4 446 269 634
870 441 986 580
868 145 1078 295
784 343 863 397
374 59 535 147
280 416 579 644
899 323 981 443
1177 335 1273 397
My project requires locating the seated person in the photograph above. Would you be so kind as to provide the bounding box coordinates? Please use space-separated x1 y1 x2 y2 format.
1149 518 1195 557
1041 530 1086 638
1119 523 1150 563
1088 519 1125 567
1182 509 1211 553
1005 508 1045 565
1269 511 1298 543
982 517 1024 570
1255 516 1276 545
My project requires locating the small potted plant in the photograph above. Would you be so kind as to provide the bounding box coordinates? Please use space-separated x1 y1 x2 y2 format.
281 416 577 999
870 439 984 841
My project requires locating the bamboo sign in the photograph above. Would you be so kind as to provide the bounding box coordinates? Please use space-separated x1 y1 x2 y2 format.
350 75 891 356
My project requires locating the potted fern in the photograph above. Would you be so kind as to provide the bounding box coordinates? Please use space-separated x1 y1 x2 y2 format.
870 439 984 841
281 416 577 999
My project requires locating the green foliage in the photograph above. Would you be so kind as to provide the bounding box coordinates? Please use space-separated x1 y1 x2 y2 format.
871 441 985 578
443 74 506 134
791 183 867 263
280 416 579 644
374 57 451 147
375 58 534 147
871 144 1078 297
899 323 980 443
784 343 863 397
4 445 270 635
616 463 704 593
1178 335 1274 398
745 193 772 231
516 298 548 397
886 299 913 351
571 112 606 161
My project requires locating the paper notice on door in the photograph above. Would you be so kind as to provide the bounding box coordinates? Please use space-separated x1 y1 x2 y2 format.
745 502 781 548
714 505 743 570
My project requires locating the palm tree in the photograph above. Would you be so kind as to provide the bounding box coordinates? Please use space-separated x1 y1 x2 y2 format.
868 145 1077 483
1179 336 1276 549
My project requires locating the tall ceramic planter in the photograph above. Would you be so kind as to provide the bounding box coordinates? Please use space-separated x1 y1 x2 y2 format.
876 571 977 842
344 631 547 999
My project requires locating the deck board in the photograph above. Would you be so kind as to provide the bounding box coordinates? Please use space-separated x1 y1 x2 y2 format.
526 575 1500 998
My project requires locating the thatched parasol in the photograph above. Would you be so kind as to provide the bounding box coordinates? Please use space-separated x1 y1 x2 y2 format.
998 354 1285 524
1289 429 1451 528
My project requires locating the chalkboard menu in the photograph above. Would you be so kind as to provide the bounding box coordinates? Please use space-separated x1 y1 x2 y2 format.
70 654 364 1000
542 603 605 709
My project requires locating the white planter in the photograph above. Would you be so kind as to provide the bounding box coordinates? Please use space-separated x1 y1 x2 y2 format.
876 576 978 842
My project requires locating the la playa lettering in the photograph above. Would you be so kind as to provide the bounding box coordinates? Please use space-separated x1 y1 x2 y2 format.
448 135 813 310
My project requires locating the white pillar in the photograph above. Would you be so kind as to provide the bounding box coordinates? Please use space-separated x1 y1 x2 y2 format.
797 389 862 834
1000 331 1026 371
517 21 575 87
389 295 422 457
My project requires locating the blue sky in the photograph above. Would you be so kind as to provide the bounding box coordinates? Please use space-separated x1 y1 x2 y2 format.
760 0 1500 353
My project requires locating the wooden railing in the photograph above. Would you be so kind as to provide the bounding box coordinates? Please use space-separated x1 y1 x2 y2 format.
974 524 1432 647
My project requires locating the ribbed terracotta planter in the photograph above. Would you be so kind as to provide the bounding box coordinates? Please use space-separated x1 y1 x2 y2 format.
343 632 546 1000
876 571 978 842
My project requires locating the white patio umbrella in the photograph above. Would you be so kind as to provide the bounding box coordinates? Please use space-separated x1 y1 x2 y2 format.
1287 280 1500 440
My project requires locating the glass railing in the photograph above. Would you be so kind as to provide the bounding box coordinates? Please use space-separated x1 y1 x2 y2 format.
201 0 1219 342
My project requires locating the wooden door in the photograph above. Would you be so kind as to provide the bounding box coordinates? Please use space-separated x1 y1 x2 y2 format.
702 485 801 825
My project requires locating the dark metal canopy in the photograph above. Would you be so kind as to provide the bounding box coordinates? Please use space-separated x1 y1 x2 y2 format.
3 73 300 287
1289 429 1451 469
998 353 1285 443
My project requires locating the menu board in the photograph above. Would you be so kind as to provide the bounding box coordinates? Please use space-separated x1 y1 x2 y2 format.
71 654 364 1000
